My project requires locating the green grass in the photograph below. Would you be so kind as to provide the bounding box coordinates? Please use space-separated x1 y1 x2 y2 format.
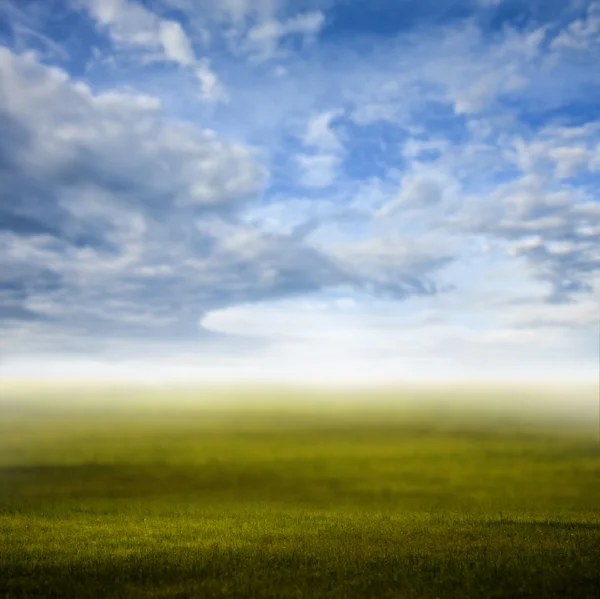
1 391 599 598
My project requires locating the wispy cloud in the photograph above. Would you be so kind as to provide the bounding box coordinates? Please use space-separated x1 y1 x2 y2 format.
244 10 325 61
79 0 228 102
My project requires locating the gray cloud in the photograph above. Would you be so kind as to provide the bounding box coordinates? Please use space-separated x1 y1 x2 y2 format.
0 47 450 358
508 234 600 302
467 175 600 302
420 121 600 303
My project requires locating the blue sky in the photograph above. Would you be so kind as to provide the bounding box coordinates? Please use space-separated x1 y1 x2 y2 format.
0 0 598 383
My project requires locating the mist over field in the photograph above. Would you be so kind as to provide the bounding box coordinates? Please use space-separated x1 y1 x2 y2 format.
1 380 597 433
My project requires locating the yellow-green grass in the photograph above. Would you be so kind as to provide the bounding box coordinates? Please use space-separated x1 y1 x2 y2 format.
1 387 599 598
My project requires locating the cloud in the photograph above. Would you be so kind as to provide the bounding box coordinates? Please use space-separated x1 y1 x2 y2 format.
296 153 340 187
378 176 444 216
446 179 599 302
367 103 600 304
454 122 600 301
339 20 546 126
0 48 262 209
550 2 600 52
0 48 266 347
84 0 163 49
196 58 229 102
507 232 599 301
158 19 195 65
295 110 345 189
303 110 343 151
196 288 597 382
202 0 281 27
245 11 325 61
321 235 457 299
453 70 527 115
81 0 227 101
0 47 453 359
548 146 591 179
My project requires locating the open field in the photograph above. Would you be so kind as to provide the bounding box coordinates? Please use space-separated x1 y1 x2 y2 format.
1 384 599 598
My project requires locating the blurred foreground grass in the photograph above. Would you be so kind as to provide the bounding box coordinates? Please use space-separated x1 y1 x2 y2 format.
1 385 599 598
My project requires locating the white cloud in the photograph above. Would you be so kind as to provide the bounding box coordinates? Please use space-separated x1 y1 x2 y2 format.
209 0 281 26
85 0 159 47
507 236 544 256
303 110 343 151
197 289 598 382
296 153 340 188
508 132 595 179
550 2 600 52
378 159 459 217
158 20 195 66
0 47 261 205
341 19 550 126
378 176 443 216
283 11 326 36
549 146 590 179
245 10 325 61
196 58 229 102
401 138 449 160
448 41 536 115
82 0 228 102
454 71 505 115
325 235 456 292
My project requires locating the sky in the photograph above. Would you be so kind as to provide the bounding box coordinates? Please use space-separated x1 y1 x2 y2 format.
0 0 598 384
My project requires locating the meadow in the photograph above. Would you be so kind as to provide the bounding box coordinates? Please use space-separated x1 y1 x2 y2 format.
1 383 599 598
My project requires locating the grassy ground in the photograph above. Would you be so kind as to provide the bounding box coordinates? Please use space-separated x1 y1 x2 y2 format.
1 388 599 598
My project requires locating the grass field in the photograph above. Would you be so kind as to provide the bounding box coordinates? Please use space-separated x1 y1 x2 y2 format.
1 385 599 598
